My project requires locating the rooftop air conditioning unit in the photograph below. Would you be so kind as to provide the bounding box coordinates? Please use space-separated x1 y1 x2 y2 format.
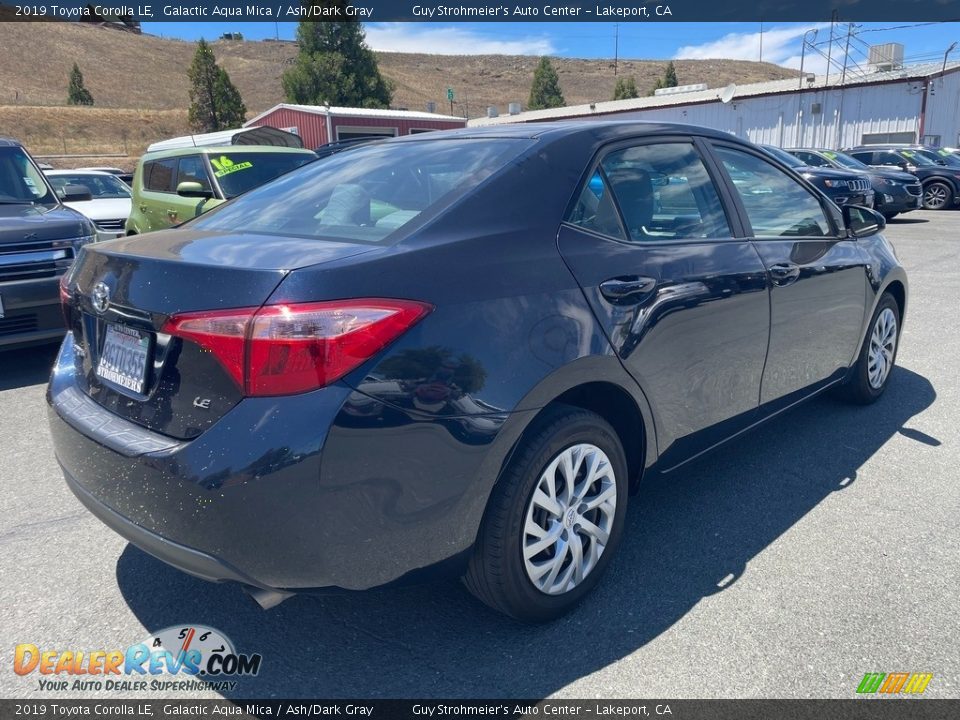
868 43 904 71
653 83 708 97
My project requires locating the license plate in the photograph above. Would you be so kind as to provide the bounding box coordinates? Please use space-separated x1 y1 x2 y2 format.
96 324 150 395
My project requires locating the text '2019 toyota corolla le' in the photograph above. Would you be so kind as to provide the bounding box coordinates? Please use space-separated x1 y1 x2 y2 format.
49 123 907 622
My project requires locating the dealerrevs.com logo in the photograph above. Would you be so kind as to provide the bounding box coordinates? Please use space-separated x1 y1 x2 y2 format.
14 625 262 693
857 672 934 695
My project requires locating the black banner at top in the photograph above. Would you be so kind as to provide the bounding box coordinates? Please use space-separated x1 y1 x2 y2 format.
0 0 958 22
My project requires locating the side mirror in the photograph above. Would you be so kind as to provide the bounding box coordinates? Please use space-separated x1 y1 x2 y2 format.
177 181 213 199
61 184 92 202
843 205 886 238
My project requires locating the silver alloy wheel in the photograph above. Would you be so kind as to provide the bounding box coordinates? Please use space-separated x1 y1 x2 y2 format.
867 307 897 389
522 443 617 596
924 183 949 209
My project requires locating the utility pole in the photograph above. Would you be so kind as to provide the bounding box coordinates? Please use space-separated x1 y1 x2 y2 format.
759 20 763 63
825 10 837 86
840 23 855 85
614 24 619 76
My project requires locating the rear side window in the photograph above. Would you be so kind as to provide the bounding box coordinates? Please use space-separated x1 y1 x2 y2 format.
190 139 531 243
591 142 731 242
715 146 833 238
567 170 626 240
144 159 176 192
792 151 829 167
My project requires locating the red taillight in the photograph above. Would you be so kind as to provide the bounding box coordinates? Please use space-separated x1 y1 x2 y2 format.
162 299 432 397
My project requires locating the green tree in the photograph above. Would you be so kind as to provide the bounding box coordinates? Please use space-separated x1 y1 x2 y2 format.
67 63 94 106
662 61 679 88
613 76 639 100
187 39 247 132
283 2 392 108
528 57 565 110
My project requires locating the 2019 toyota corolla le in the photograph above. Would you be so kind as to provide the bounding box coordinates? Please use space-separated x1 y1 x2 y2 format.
48 123 907 622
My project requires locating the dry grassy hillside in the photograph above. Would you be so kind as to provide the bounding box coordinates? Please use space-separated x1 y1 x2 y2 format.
0 22 797 166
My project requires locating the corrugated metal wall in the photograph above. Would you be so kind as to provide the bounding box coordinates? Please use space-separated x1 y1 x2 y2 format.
577 76 957 150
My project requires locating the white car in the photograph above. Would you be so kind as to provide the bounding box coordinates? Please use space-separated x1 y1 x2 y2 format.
44 170 132 240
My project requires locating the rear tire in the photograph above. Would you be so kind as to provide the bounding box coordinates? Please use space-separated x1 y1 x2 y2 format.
463 406 629 622
922 181 952 210
839 292 900 405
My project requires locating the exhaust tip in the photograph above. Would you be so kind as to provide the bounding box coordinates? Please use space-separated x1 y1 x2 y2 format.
243 585 294 610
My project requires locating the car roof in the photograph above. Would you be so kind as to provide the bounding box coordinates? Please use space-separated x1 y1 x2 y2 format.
45 169 116 176
0 136 24 147
141 145 317 161
387 120 747 145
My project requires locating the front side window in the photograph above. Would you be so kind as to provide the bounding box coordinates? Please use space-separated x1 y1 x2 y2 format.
715 146 833 238
582 142 731 242
175 156 211 191
0 146 57 205
191 139 531 243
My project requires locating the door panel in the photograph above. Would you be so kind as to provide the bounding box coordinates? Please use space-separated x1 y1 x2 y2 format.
559 139 770 465
710 144 868 404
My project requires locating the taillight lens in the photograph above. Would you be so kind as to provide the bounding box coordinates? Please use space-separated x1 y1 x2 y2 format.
162 299 432 397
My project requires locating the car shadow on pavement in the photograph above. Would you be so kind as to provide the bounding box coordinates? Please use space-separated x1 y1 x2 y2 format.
887 217 930 224
0 344 59 391
116 366 936 699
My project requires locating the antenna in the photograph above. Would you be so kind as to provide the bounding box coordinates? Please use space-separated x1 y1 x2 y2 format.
720 84 736 104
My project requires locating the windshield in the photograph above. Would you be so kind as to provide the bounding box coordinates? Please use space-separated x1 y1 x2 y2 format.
209 151 316 198
0 146 57 205
915 148 960 168
191 138 532 243
898 149 936 167
822 151 870 170
762 146 803 168
48 173 131 199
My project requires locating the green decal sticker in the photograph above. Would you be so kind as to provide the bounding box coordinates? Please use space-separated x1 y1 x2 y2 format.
211 156 253 177
901 150 915 157
938 149 950 156
824 151 837 159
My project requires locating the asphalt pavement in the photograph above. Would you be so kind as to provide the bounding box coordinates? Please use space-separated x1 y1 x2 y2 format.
1 211 957 700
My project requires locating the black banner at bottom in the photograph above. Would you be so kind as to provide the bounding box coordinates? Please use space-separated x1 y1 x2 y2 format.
0 699 958 720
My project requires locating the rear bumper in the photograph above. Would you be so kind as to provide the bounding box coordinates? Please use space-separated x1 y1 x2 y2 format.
0 275 65 348
48 333 518 591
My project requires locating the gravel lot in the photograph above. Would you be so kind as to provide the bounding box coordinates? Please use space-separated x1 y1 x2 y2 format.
1 210 957 700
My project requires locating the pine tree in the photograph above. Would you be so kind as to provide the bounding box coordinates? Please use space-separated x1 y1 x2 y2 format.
663 61 679 88
613 76 639 100
187 39 247 132
67 63 94 106
283 2 392 108
528 57 565 110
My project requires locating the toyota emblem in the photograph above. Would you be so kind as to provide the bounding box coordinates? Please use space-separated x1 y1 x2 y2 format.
91 282 110 314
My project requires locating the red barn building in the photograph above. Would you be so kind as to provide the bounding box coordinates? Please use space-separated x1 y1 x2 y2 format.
243 104 467 149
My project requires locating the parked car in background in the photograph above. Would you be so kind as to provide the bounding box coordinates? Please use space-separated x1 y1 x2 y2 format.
78 167 134 186
786 148 922 220
760 145 874 209
126 145 317 234
845 145 960 210
45 170 132 240
51 123 907 621
0 137 96 349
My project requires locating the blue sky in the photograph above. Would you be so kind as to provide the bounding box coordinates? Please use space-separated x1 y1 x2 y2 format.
142 21 959 75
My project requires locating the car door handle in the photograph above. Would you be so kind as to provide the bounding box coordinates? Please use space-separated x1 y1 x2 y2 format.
768 263 801 286
138 205 148 213
166 210 178 221
599 276 658 304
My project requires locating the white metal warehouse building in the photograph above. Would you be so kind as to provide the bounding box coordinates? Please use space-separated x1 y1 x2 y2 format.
470 60 960 150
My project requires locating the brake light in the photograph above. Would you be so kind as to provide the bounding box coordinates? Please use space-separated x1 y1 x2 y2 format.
162 299 432 397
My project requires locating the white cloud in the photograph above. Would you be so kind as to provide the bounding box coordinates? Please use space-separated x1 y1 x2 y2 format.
364 24 555 56
675 23 843 75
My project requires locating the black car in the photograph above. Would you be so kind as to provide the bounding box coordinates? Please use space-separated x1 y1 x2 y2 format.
1 137 97 349
787 148 922 220
49 123 907 622
845 145 960 210
760 145 875 209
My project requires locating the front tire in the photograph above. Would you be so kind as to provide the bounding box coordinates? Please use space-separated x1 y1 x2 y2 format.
839 293 900 404
464 406 629 622
922 181 953 210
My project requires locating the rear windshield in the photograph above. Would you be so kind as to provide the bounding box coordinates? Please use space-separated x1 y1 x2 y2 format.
824 151 870 170
48 173 131 199
0 146 57 205
191 139 531 243
208 151 316 198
